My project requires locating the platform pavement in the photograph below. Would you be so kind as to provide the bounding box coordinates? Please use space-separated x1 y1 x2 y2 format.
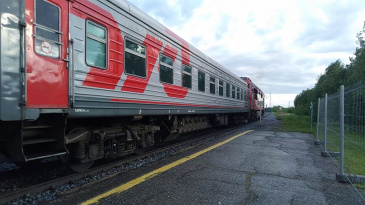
48 130 364 205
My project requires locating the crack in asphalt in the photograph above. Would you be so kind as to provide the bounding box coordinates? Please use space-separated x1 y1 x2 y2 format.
242 172 255 205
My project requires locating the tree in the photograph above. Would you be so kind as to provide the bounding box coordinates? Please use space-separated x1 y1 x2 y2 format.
294 21 365 117
346 22 365 85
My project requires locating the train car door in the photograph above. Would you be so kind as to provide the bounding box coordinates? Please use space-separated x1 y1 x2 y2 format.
25 0 69 108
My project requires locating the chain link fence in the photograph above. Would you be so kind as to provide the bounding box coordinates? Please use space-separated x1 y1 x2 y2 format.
316 84 365 202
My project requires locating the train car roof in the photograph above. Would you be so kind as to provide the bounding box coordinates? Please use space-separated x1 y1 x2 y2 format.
107 0 247 85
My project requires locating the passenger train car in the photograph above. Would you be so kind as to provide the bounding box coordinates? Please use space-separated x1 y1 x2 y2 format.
0 0 263 171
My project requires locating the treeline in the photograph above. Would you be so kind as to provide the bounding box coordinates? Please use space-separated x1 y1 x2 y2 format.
294 22 365 116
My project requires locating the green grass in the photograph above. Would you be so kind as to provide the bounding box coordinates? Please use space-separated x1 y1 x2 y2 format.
274 111 365 189
274 112 316 134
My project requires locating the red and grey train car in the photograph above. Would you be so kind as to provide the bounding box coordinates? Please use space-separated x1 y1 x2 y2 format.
0 0 262 171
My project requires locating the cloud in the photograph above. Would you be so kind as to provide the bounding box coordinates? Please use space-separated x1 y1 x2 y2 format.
127 0 203 26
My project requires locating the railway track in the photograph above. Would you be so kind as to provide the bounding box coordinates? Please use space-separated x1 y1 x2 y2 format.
0 125 248 204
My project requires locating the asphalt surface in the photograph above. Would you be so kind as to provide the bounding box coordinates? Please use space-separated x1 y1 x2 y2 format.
46 114 364 205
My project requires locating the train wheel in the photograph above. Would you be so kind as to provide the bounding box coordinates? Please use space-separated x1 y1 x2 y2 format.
60 154 94 173
61 128 94 172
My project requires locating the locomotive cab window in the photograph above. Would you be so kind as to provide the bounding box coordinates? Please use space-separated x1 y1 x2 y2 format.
86 21 107 68
254 88 258 100
125 39 146 77
34 0 61 58
210 77 215 94
160 54 173 84
182 64 192 89
226 83 230 97
219 80 223 96
198 71 205 92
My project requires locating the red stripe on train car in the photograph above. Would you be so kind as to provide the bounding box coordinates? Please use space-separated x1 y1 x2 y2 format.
121 34 163 93
165 27 190 66
161 44 189 98
71 1 124 90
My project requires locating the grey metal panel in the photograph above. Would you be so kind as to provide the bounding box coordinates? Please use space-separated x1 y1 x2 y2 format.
68 96 248 118
0 0 25 121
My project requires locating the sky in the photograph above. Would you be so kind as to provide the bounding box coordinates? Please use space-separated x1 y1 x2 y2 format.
127 0 365 107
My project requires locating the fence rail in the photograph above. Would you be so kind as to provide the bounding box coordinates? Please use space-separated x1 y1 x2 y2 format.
316 84 365 202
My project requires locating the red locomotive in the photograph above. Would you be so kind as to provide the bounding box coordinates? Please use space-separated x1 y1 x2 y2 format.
241 77 265 119
0 0 264 172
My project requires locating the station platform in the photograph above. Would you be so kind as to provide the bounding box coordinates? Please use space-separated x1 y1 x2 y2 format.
49 130 361 205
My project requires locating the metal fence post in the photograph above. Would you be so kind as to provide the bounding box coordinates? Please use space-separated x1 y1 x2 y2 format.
316 98 320 141
310 102 313 131
324 94 328 153
340 85 344 175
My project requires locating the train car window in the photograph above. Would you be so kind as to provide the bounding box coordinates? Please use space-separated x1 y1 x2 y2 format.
160 54 173 84
226 83 230 97
125 39 146 77
219 80 223 96
241 89 244 101
182 64 192 89
34 0 61 58
232 85 236 99
198 71 205 92
210 77 216 94
237 87 240 100
86 21 107 69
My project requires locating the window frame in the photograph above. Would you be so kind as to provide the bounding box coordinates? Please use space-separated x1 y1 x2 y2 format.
210 76 216 95
182 64 192 89
226 83 230 97
232 85 236 99
237 87 240 100
34 0 62 59
85 20 108 69
124 38 147 78
198 70 205 92
219 80 223 96
159 54 174 84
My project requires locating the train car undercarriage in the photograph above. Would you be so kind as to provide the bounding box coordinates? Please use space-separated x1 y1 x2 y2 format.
0 113 245 172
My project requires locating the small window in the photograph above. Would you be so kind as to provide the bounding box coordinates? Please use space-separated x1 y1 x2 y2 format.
125 39 146 77
182 64 192 89
241 89 243 100
160 54 173 84
86 21 107 68
237 87 240 100
232 85 236 99
219 80 223 96
198 71 205 92
226 83 230 97
34 0 61 58
210 77 215 94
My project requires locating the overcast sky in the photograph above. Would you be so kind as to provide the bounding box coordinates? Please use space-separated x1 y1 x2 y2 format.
127 0 365 107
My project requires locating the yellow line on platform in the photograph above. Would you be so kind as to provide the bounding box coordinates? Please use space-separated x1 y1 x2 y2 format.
81 130 253 205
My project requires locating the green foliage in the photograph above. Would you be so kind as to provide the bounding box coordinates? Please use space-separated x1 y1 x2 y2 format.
286 107 295 114
272 106 281 112
346 22 365 85
275 112 316 134
294 21 365 116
